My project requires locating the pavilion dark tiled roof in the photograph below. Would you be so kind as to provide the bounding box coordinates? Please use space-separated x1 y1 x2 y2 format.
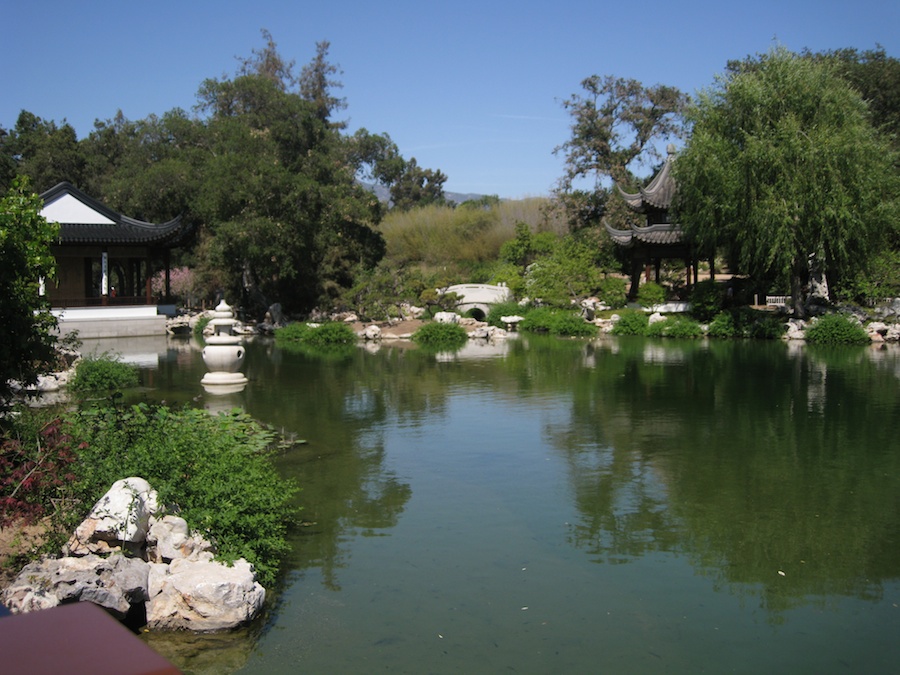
616 145 678 213
604 222 684 248
40 182 192 247
606 145 686 248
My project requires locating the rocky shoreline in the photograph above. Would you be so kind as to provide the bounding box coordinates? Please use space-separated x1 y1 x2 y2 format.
2 478 265 632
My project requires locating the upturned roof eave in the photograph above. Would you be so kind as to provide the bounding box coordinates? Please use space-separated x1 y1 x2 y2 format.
41 182 190 247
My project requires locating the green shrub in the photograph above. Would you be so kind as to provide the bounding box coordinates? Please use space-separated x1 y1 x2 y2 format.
274 322 313 344
645 315 703 339
611 310 649 336
412 322 468 349
486 262 526 297
690 279 727 322
644 318 668 338
705 307 784 340
69 354 139 393
637 281 666 307
523 236 601 307
747 314 787 340
805 313 870 345
302 322 357 347
275 321 356 347
597 276 627 309
193 314 212 339
707 311 737 339
64 403 296 587
518 307 597 337
663 315 703 339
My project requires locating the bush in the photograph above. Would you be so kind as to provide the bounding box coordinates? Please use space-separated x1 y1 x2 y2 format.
0 414 77 528
690 279 727 322
69 354 139 393
707 311 737 339
644 318 668 338
805 313 870 345
64 403 296 587
644 315 703 339
486 262 525 297
747 314 786 340
193 314 212 339
637 281 666 308
664 315 703 339
597 276 627 309
518 307 597 337
524 236 601 307
275 322 356 347
412 322 468 349
301 322 357 347
611 310 649 336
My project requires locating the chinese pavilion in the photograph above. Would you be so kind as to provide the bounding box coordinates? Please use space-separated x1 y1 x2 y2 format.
604 145 710 299
40 182 192 309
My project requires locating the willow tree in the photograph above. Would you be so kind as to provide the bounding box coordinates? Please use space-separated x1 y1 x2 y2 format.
674 47 899 315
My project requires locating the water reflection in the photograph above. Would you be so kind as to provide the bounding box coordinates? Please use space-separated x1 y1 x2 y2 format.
553 337 900 618
135 336 900 671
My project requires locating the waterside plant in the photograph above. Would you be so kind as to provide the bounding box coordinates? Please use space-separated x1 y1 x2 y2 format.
68 353 139 394
412 322 468 349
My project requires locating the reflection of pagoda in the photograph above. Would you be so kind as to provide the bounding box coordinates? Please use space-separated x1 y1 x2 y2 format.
604 145 706 299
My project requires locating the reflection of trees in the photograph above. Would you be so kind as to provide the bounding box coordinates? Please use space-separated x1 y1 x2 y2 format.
549 337 900 617
240 343 426 590
150 335 900 618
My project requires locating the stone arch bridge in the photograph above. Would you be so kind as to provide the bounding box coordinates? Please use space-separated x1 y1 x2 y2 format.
444 284 512 320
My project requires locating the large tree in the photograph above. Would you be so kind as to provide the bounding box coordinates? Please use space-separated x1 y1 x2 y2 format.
193 40 385 314
0 178 58 407
674 47 900 315
554 75 687 230
1 112 85 194
386 157 447 211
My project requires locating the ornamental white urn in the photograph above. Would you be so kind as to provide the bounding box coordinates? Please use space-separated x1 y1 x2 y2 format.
201 300 248 394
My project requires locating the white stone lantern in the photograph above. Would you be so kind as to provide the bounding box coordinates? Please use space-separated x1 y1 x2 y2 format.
201 300 248 394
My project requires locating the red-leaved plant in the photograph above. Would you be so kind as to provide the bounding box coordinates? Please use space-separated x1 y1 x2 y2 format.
0 420 78 527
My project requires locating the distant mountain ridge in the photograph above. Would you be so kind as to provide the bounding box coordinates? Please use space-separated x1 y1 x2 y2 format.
361 182 491 206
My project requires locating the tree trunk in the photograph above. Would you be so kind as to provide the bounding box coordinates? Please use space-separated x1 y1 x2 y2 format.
791 259 806 318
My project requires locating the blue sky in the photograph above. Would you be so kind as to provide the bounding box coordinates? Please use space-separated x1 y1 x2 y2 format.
3 0 898 198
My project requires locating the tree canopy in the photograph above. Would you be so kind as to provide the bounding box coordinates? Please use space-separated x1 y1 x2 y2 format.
0 32 453 316
0 178 59 406
554 75 687 230
674 47 900 314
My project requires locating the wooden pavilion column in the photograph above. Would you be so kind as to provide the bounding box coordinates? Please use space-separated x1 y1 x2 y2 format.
101 250 109 305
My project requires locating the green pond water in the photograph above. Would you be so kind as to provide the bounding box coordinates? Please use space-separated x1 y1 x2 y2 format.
109 333 900 674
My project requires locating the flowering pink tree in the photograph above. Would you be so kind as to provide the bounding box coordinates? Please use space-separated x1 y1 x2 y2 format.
152 267 200 308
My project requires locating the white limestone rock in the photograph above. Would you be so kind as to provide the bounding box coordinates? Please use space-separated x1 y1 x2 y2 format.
2 554 150 620
147 558 266 631
363 324 382 341
146 515 216 563
434 312 459 324
66 477 160 556
400 303 425 320
784 318 807 340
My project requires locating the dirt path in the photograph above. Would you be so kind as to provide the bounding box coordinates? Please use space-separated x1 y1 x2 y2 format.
0 521 48 591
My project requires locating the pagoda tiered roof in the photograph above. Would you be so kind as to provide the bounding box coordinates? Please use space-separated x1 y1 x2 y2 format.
605 145 683 248
616 146 678 213
604 221 683 248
